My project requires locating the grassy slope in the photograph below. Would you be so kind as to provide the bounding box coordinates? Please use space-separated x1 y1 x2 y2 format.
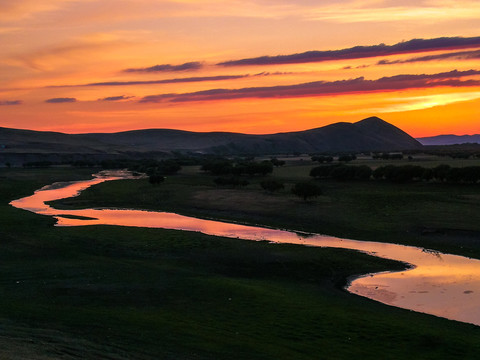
2 167 480 359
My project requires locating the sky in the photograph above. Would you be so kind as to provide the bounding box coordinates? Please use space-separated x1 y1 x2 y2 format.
1 0 480 137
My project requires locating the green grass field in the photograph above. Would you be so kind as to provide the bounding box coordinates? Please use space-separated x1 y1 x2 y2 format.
2 166 480 359
54 161 480 259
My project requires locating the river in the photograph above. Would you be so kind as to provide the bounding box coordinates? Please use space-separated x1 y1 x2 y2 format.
9 170 480 327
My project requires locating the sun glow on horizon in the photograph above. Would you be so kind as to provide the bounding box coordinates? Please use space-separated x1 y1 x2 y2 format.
0 0 479 137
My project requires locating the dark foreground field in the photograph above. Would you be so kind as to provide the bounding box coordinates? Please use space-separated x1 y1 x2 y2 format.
1 166 480 359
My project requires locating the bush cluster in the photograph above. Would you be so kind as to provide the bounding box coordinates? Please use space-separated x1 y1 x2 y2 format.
311 164 480 184
310 165 372 181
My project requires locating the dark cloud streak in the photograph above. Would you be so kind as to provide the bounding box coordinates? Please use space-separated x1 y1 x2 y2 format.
124 61 203 73
377 49 480 65
99 95 134 101
0 100 22 105
50 74 251 88
45 97 76 103
217 36 480 66
139 69 480 103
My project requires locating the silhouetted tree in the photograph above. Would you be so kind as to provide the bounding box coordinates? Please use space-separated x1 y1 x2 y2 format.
270 158 286 167
310 165 339 178
311 155 333 163
149 174 165 185
201 159 233 175
291 182 322 201
354 165 373 180
338 154 356 162
433 164 451 182
156 159 181 175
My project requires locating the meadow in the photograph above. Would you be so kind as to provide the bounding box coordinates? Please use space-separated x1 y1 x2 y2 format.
1 161 480 359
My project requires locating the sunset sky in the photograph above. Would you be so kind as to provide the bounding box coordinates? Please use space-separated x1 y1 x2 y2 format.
1 0 479 137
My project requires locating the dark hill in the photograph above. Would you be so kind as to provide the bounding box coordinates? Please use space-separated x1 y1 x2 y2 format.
0 117 422 160
417 134 480 146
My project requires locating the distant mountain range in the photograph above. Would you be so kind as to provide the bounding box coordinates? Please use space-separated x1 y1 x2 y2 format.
417 134 480 146
0 117 422 164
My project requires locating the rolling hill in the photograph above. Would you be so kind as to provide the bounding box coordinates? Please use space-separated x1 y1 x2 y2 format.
417 134 480 146
0 117 422 164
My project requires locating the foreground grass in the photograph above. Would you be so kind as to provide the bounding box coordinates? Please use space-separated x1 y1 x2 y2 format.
2 167 480 359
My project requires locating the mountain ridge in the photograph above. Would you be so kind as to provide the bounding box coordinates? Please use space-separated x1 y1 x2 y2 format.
0 117 422 157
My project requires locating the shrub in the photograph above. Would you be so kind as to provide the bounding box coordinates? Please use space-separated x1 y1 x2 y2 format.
149 174 165 185
291 182 322 201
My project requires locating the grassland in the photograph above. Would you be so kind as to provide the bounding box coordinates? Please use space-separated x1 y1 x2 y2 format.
2 165 480 359
56 156 480 259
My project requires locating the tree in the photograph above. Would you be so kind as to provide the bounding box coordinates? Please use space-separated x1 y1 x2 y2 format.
311 155 333 163
291 182 322 201
310 165 338 178
201 159 233 175
156 159 181 175
354 165 373 180
433 164 451 182
270 158 286 167
338 154 356 162
149 174 165 185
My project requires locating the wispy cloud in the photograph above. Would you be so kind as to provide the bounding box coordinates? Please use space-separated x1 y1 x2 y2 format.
12 32 131 71
0 0 87 21
52 74 268 88
0 100 22 105
98 95 134 101
139 69 480 103
124 61 203 73
359 91 480 114
377 49 480 65
45 97 76 103
306 0 480 23
218 36 480 67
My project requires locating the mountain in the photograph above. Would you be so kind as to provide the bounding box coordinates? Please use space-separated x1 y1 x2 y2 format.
417 134 480 146
0 117 422 162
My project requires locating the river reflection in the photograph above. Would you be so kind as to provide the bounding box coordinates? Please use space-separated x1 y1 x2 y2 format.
9 171 480 327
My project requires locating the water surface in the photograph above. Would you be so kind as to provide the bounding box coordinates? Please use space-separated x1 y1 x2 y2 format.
10 171 480 326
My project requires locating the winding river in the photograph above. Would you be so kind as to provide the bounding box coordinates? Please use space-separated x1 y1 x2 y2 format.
10 170 480 327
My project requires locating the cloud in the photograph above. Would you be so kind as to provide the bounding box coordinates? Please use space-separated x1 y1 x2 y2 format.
377 49 480 65
139 69 480 103
217 36 480 66
52 74 253 88
99 95 134 101
13 32 131 71
124 61 203 73
0 100 22 105
45 97 76 103
306 1 480 23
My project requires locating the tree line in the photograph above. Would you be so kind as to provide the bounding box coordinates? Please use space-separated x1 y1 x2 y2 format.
310 164 480 184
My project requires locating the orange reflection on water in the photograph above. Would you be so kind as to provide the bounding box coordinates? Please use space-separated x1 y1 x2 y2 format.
10 172 480 326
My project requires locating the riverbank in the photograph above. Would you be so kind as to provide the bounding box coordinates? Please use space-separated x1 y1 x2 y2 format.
2 167 480 359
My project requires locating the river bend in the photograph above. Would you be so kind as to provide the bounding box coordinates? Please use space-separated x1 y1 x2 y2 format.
9 171 480 327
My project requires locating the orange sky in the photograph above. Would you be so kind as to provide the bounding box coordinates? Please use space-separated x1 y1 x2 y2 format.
1 0 480 137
